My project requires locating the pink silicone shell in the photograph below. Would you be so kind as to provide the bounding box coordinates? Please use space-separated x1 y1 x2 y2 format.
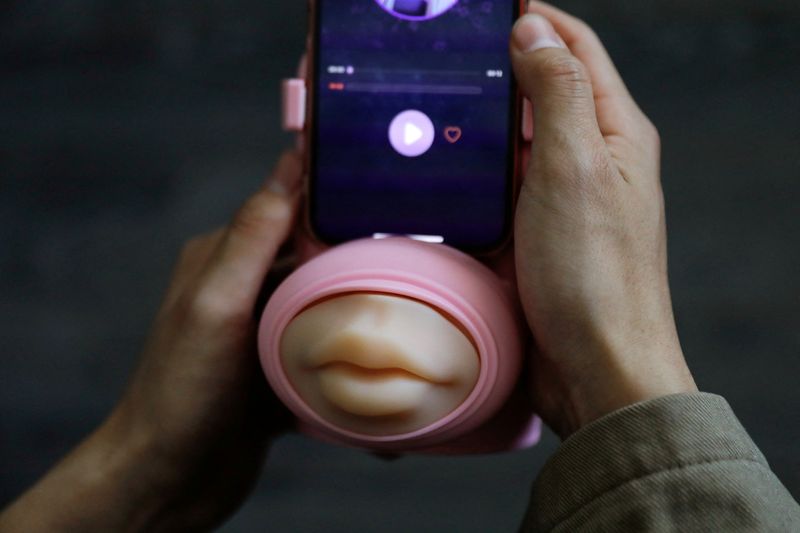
258 237 537 452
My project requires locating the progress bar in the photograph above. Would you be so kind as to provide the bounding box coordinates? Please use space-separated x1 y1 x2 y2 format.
339 82 482 96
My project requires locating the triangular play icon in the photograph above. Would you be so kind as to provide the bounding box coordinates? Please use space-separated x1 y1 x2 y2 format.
404 122 423 145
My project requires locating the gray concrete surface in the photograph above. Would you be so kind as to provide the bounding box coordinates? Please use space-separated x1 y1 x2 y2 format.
1 1 798 531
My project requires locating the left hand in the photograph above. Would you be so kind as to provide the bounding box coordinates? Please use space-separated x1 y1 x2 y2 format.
1 151 303 532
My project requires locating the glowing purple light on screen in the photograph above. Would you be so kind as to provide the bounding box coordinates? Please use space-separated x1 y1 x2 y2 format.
374 0 460 22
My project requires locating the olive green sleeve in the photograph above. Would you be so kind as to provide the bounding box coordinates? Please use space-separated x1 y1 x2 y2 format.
520 393 800 532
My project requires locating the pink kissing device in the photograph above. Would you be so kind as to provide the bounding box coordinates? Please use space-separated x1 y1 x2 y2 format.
258 2 540 455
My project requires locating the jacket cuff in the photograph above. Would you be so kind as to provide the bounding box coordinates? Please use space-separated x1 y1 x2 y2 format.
524 392 767 531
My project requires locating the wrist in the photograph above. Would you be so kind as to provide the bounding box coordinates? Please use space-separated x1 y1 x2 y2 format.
99 398 277 532
75 410 186 531
568 372 698 437
99 406 185 494
551 340 698 439
0 408 183 532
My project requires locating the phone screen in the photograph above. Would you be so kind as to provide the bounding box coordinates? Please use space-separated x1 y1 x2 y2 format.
310 0 520 251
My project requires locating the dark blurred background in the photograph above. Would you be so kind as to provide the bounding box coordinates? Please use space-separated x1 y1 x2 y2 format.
1 1 798 531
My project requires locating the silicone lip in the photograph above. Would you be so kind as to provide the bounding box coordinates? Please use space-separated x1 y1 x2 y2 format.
261 271 503 449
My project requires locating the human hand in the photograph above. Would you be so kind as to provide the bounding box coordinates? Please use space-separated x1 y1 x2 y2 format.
112 150 303 523
510 2 697 439
0 152 302 532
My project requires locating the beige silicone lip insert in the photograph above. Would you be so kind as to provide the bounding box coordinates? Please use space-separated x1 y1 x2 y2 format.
316 363 431 417
280 293 480 436
306 331 456 385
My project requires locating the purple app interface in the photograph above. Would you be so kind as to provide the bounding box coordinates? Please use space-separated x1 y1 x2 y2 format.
311 0 518 249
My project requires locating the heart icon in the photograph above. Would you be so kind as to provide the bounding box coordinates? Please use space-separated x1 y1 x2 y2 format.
444 126 462 144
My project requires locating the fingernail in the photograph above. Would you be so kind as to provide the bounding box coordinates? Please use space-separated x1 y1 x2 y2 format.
512 14 564 53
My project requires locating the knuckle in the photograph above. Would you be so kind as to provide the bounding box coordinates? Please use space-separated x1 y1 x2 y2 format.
580 149 618 192
536 54 590 90
179 229 220 258
537 143 613 193
646 121 661 151
182 286 245 329
635 114 661 153
231 191 287 238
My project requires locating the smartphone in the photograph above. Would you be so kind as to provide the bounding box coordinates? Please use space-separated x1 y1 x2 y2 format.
308 0 522 253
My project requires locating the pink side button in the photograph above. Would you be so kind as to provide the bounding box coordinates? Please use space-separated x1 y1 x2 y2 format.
282 78 306 132
522 98 533 142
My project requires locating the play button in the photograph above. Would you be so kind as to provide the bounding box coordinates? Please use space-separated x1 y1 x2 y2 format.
389 110 435 157
404 123 423 145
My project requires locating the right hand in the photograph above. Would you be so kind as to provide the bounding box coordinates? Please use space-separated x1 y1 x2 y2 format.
511 2 697 438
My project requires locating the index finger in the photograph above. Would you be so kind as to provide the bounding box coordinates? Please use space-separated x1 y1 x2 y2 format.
201 151 303 314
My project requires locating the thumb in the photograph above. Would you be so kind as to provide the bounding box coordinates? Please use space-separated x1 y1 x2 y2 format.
510 14 603 151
